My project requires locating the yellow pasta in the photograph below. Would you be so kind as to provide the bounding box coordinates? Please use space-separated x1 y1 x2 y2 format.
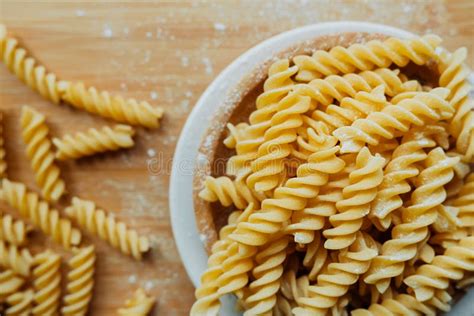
66 197 150 260
117 288 155 316
1 179 81 248
226 59 297 176
61 245 96 316
193 34 474 315
199 173 263 209
0 270 25 299
0 212 30 246
293 34 441 82
32 250 61 315
365 148 459 293
53 124 135 160
191 204 255 315
323 148 384 250
0 24 62 103
58 81 164 128
404 236 474 301
370 126 441 230
247 92 311 192
5 288 34 315
293 232 378 315
230 132 345 248
0 112 6 178
244 235 290 315
438 47 474 162
0 25 164 129
334 88 453 153
21 106 65 201
0 240 33 277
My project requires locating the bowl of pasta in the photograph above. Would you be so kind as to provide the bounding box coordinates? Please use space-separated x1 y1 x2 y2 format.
170 21 474 315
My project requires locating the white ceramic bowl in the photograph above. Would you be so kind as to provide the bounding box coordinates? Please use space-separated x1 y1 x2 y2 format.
170 21 473 315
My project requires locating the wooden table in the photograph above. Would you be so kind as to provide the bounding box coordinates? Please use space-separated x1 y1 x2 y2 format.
0 0 472 315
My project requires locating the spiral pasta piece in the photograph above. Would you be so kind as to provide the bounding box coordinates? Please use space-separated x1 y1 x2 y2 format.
230 133 345 247
280 257 310 302
66 197 149 260
370 126 441 230
312 85 387 133
302 232 330 281
404 236 474 301
293 232 378 315
58 80 164 128
0 212 30 246
5 288 34 315
227 59 297 176
0 270 25 298
351 293 435 316
21 106 65 201
191 204 255 316
333 88 453 153
451 174 474 227
0 24 63 103
32 250 61 315
287 157 351 245
53 124 135 160
293 34 441 82
224 122 249 149
199 173 263 209
61 245 96 316
364 148 459 294
247 92 311 192
0 240 32 277
438 47 474 162
244 235 290 315
323 147 385 250
1 179 81 248
117 288 155 316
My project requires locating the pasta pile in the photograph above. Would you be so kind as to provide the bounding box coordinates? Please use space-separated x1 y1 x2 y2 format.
0 24 156 315
192 34 474 315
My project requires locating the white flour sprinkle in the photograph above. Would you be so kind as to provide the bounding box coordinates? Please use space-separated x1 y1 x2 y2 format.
181 56 189 67
75 9 86 17
181 100 190 111
123 26 130 35
202 57 213 75
185 91 193 98
128 275 137 284
213 22 226 32
102 24 113 38
147 149 156 158
144 280 156 291
150 91 159 100
146 31 153 38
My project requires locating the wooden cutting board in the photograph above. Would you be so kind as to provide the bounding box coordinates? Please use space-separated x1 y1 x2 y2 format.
0 0 472 315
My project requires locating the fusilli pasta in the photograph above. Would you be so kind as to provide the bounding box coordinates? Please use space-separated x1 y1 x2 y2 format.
61 245 96 316
66 197 150 260
451 174 474 228
334 88 453 153
365 148 459 293
21 106 65 201
0 24 62 103
293 232 378 315
1 179 82 248
53 124 135 160
117 288 155 316
0 112 6 178
0 270 25 299
4 288 34 315
0 212 30 246
293 34 441 82
0 240 32 277
438 47 474 162
323 147 385 250
32 250 61 315
404 236 474 301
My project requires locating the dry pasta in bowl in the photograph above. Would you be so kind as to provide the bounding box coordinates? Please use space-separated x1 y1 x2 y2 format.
191 31 474 315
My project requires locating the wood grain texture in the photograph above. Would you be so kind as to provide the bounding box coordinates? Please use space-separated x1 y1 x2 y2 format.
0 0 472 315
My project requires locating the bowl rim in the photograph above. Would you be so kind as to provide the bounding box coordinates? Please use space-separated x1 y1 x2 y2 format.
169 21 473 314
